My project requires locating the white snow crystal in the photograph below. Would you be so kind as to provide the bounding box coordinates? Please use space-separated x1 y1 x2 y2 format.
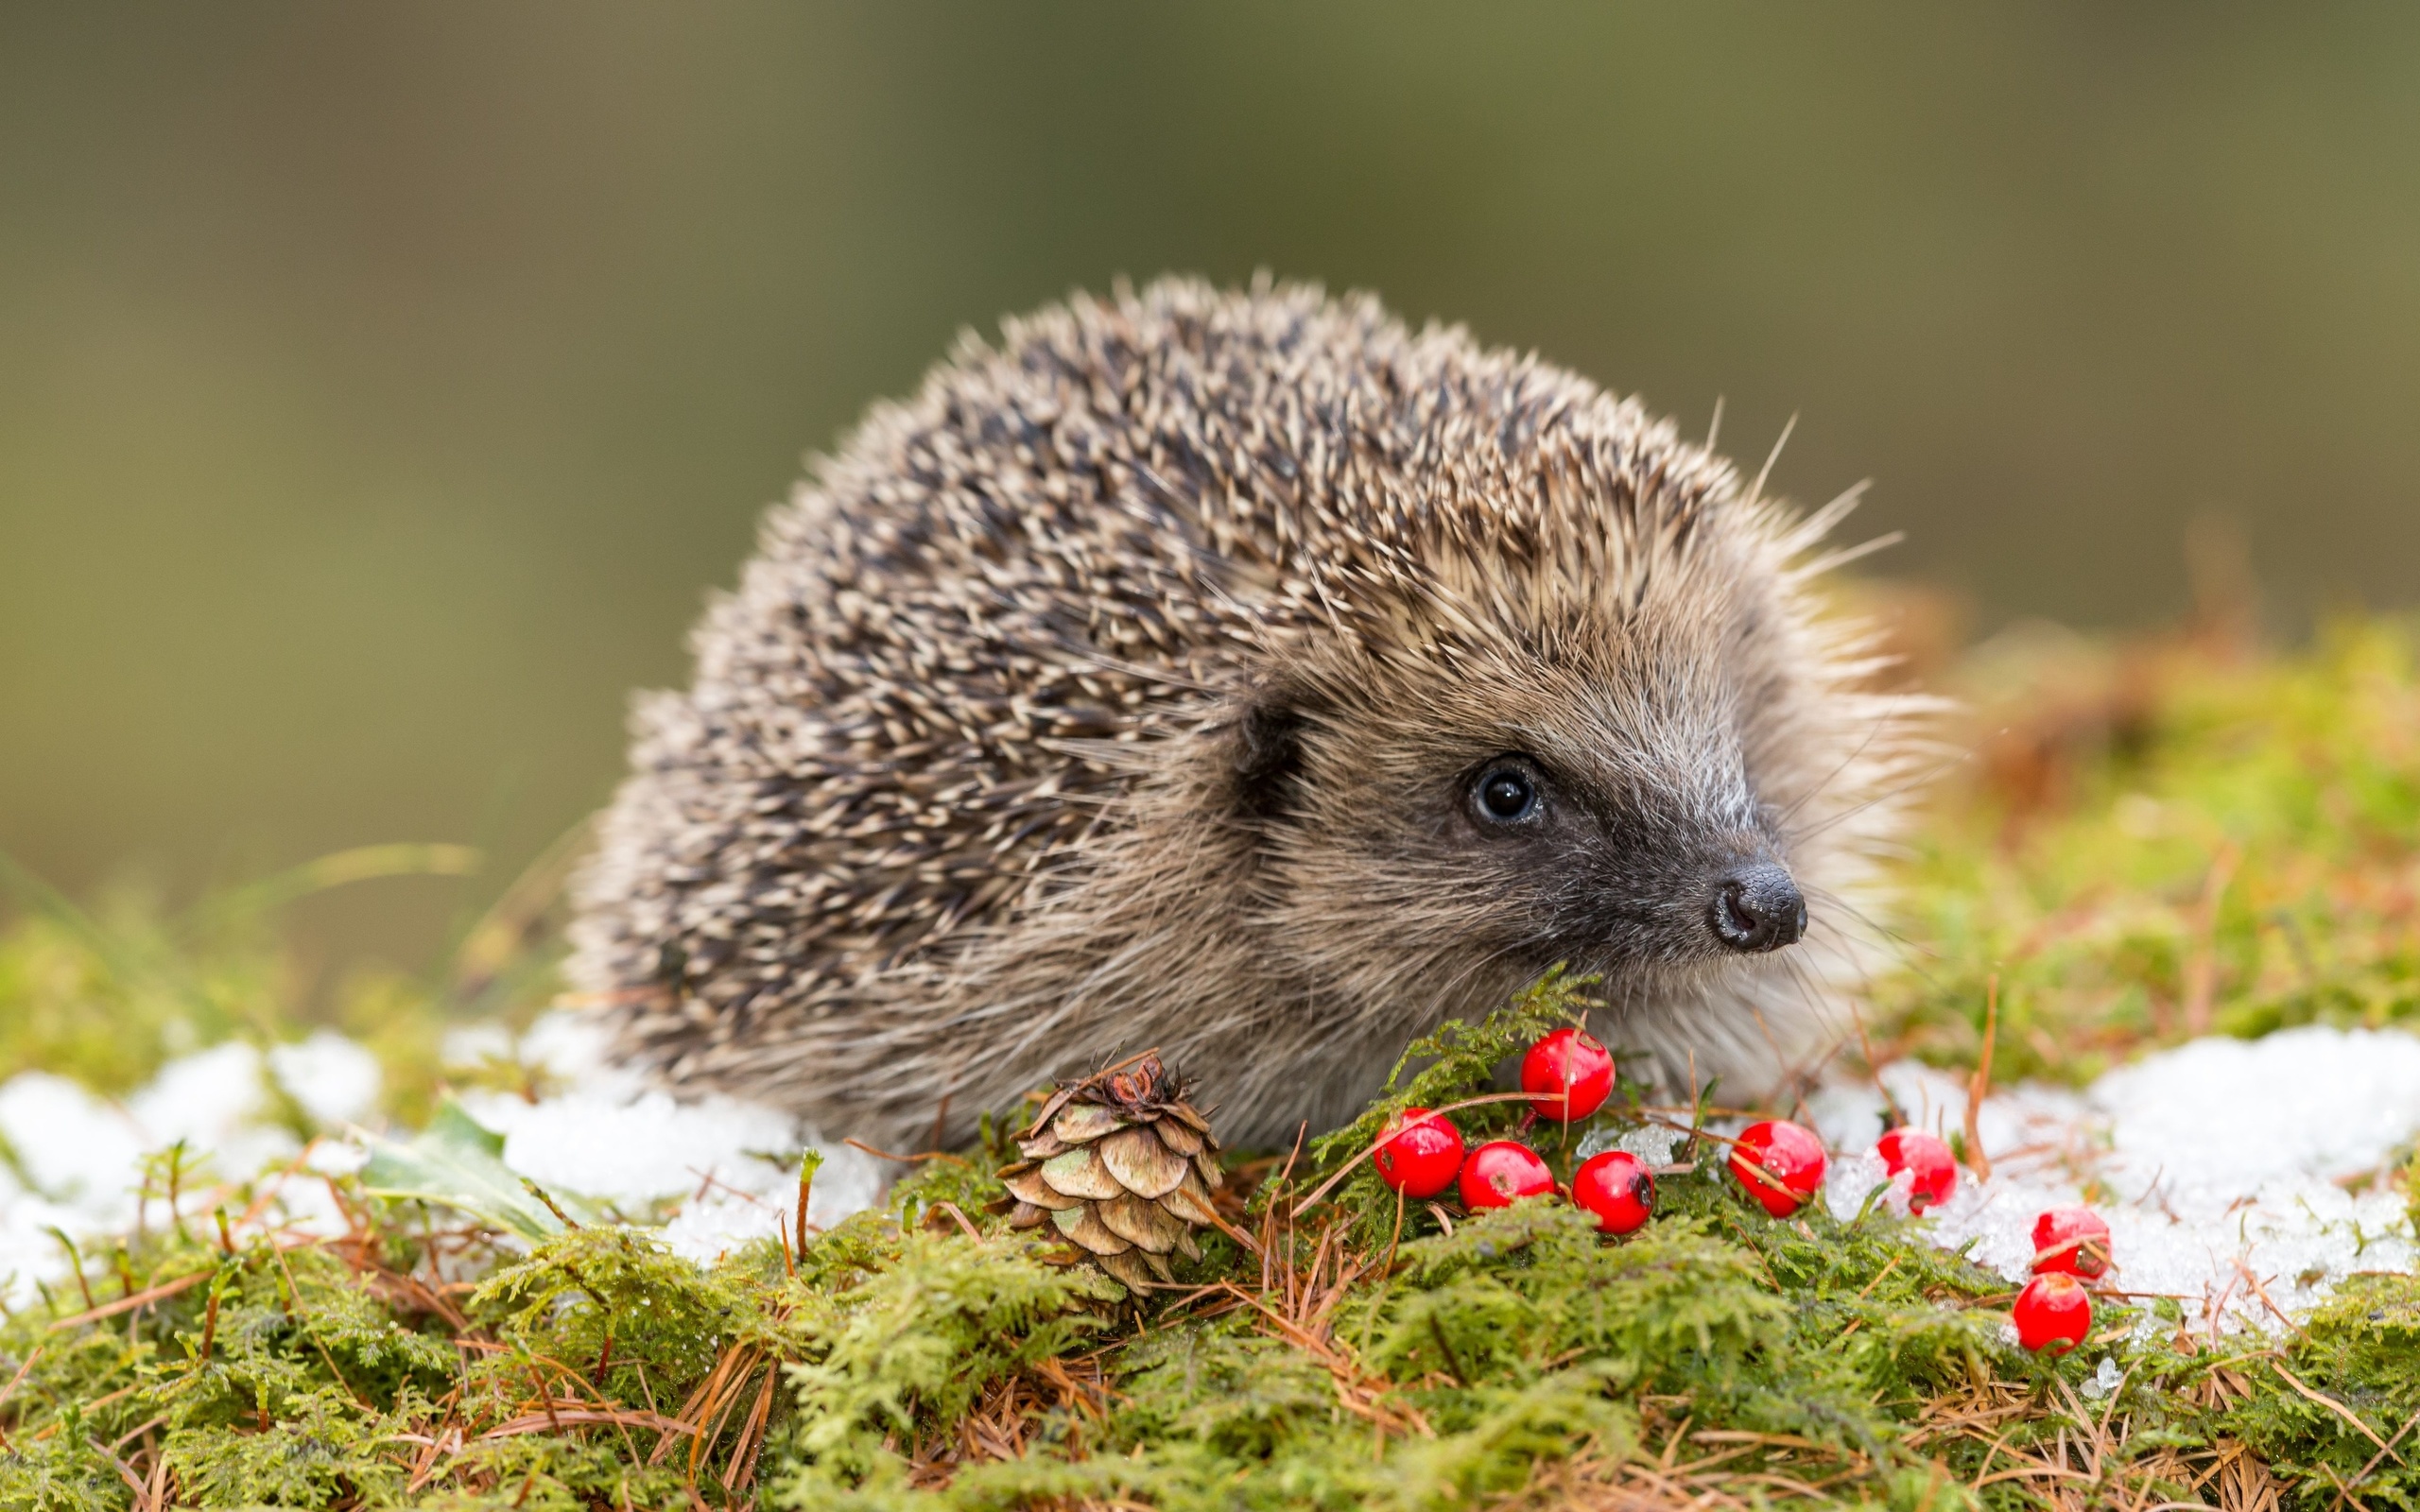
0 1009 894 1302
1622 1124 1687 1166
1577 1121 1690 1169
518 1011 624 1088
449 1014 890 1263
1822 1150 1893 1221
127 1042 301 1192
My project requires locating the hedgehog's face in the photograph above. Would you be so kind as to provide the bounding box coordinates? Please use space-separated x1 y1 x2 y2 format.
1435 739 1804 972
1240 592 1823 1016
1450 747 1804 962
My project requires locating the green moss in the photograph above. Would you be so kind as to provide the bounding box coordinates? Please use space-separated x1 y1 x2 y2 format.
772 1228 1120 1500
2226 1273 2420 1507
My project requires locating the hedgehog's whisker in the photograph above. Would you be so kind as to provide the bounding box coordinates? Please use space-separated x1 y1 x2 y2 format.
1774 941 1846 1029
1789 746 1978 844
1800 884 1952 998
1798 882 1918 962
1773 709 1899 829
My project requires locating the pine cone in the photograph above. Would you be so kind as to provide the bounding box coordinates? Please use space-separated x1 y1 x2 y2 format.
999 1053 1223 1292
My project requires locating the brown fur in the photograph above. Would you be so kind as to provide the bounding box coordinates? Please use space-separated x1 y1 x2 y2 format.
567 277 1931 1148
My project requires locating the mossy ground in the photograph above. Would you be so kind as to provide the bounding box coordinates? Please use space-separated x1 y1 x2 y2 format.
7 610 2420 1510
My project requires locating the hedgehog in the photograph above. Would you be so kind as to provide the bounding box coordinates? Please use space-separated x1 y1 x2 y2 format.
567 276 1931 1151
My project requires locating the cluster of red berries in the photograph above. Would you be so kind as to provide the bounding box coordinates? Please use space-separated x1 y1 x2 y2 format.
1372 1028 1654 1234
1372 1030 1970 1236
1369 1027 2100 1334
2013 1206 2112 1353
1383 1054 2104 1359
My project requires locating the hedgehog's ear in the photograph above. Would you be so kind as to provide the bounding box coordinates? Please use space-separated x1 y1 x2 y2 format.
1228 691 1313 820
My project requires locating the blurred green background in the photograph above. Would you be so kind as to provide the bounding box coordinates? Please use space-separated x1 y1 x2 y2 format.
4 4 2418 977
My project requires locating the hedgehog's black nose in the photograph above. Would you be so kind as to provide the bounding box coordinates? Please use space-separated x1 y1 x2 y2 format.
1710 864 1806 953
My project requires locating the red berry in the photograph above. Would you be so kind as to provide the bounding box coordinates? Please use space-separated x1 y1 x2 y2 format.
2013 1272 2092 1353
1372 1108 1466 1199
1874 1128 1958 1213
1571 1150 1655 1235
1520 1028 1616 1123
2031 1208 2112 1279
1458 1140 1554 1210
1727 1120 1828 1217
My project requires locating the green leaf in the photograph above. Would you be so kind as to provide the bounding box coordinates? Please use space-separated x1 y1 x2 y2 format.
357 1094 566 1239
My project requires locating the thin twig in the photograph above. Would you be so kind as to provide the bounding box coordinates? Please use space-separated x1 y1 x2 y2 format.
1964 972 1997 1181
842 1139 968 1167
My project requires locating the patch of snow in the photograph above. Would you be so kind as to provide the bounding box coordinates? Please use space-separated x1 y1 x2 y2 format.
0 1073 148 1214
657 1144 887 1266
485 1090 800 1204
308 1139 370 1177
0 1046 309 1304
519 1011 625 1088
455 1014 888 1264
2089 1027 2420 1192
1810 1028 2420 1333
0 1011 897 1302
440 1022 514 1067
269 1031 383 1127
126 1041 300 1189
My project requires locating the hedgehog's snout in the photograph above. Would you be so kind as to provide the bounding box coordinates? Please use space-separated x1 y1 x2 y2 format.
1709 863 1806 954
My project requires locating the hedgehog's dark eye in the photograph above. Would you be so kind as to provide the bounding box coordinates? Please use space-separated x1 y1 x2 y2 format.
1471 760 1540 825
